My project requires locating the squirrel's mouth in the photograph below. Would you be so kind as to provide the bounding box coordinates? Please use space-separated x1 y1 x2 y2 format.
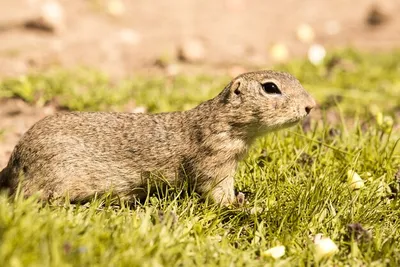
257 115 308 134
269 118 301 132
282 115 308 128
283 120 301 128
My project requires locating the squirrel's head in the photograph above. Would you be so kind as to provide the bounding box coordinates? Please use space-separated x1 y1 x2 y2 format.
220 70 316 137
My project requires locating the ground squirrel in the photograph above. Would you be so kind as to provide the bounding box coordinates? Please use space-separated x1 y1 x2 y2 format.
0 70 316 205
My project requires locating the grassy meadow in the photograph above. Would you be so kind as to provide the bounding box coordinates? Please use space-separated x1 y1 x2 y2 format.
0 50 399 266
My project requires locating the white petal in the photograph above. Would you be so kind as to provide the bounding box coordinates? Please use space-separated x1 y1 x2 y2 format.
314 237 338 260
262 245 286 259
347 170 365 190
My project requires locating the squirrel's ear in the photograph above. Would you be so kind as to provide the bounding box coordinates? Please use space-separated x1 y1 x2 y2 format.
222 79 242 106
221 78 242 105
230 80 241 95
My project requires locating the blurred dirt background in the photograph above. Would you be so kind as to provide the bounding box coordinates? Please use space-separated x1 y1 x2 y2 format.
0 0 399 77
0 0 400 168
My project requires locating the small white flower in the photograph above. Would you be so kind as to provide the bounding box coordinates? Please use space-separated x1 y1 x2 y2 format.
314 236 338 260
269 43 289 63
347 170 365 190
262 245 285 259
308 44 326 65
250 206 263 215
297 23 315 43
313 233 323 244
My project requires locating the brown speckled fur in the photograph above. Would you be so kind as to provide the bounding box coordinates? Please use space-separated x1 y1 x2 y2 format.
0 70 316 205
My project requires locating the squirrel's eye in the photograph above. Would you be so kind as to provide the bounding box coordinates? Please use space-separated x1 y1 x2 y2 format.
262 82 281 95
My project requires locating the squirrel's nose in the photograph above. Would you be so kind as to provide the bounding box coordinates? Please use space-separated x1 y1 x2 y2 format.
305 106 313 114
305 98 316 114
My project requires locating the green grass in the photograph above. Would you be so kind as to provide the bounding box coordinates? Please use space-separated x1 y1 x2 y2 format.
0 49 399 266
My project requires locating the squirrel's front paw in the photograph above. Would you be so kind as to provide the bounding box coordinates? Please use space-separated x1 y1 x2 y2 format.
219 192 247 208
235 192 246 207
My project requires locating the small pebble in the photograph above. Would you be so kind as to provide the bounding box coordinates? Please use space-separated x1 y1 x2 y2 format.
107 0 125 17
366 5 388 27
178 38 206 63
25 0 65 33
324 20 341 36
118 29 141 45
165 63 181 77
41 0 65 30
